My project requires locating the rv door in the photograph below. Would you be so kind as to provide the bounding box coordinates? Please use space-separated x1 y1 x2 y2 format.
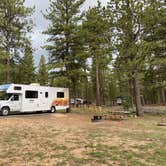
9 94 21 112
23 90 38 112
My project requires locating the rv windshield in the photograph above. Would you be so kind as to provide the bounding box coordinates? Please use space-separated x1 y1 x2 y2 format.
0 92 12 100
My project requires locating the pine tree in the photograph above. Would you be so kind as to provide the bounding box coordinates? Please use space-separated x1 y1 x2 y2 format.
83 1 111 106
108 0 144 115
142 0 166 105
0 50 6 84
0 0 34 83
43 0 86 98
18 41 36 84
37 55 48 86
0 31 6 84
107 0 166 115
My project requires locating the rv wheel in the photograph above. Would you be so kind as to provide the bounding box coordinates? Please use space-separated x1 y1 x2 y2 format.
66 108 70 113
50 107 56 113
1 107 10 116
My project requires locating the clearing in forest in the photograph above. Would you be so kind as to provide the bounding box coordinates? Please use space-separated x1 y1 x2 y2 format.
0 110 166 166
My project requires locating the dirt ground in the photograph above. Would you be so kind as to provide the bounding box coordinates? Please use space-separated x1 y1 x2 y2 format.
0 109 166 166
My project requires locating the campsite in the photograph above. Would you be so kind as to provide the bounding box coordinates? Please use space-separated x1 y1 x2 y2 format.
0 0 166 165
0 106 166 165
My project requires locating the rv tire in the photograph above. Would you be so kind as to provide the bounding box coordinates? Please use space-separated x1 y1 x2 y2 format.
66 108 70 113
50 106 56 113
1 107 10 116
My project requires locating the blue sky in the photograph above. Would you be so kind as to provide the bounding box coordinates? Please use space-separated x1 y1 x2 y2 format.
24 0 108 65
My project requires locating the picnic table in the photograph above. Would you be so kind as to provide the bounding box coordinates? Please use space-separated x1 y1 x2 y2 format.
91 111 129 122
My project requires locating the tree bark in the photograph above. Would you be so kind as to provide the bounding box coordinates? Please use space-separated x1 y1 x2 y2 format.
96 62 101 106
85 76 88 102
133 69 143 116
5 35 11 84
73 81 77 100
141 95 145 106
129 78 135 111
157 90 161 105
6 56 10 83
161 88 166 105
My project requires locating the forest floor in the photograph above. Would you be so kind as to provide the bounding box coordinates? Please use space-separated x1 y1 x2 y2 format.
0 107 166 166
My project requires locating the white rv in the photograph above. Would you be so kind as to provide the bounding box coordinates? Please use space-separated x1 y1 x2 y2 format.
0 84 70 116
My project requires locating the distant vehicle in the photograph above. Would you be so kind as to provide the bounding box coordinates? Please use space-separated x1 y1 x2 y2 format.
70 98 91 106
70 98 84 105
116 97 122 105
0 84 70 116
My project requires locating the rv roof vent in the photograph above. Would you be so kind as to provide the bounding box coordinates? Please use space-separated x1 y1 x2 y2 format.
30 83 40 86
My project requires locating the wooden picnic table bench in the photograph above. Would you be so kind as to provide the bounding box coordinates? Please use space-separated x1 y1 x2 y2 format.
91 111 129 122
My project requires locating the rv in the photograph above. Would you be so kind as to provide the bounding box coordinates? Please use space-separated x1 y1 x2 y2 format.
0 84 70 116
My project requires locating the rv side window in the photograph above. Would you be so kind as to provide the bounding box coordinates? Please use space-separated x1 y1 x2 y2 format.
11 94 19 101
57 92 64 98
45 92 48 98
25 91 38 99
14 86 22 90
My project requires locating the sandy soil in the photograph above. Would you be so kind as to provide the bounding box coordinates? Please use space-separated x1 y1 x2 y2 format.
0 111 165 166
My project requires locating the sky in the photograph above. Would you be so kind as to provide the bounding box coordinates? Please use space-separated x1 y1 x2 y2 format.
24 0 108 65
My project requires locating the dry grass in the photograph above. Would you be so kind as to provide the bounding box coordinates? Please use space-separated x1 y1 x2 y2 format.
0 110 166 166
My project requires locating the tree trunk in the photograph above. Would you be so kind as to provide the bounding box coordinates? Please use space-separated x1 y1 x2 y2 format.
73 82 77 100
141 95 145 106
129 78 135 111
144 96 147 105
157 90 161 105
85 77 88 102
4 34 11 84
6 56 10 83
84 68 88 102
133 69 143 116
161 88 166 105
5 42 11 83
96 62 101 106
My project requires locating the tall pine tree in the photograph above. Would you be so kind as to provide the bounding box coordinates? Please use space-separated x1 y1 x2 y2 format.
107 0 166 115
142 0 166 105
0 0 34 83
18 41 36 84
37 55 48 86
43 0 86 98
83 2 112 106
